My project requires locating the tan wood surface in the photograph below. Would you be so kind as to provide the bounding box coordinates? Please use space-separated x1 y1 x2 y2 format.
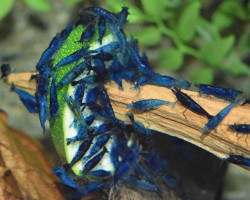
4 72 250 161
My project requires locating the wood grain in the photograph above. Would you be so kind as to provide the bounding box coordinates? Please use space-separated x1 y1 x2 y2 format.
106 81 250 160
4 72 250 160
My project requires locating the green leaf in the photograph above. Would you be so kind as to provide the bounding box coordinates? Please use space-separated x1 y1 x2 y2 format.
200 36 235 66
106 0 127 12
248 2 250 17
106 0 146 23
212 12 233 31
64 0 82 6
176 2 200 42
164 0 182 8
24 0 51 12
130 26 161 46
158 47 183 71
221 53 250 76
189 68 214 84
126 4 147 23
0 0 14 20
218 0 247 20
196 25 213 42
236 28 250 55
141 0 166 19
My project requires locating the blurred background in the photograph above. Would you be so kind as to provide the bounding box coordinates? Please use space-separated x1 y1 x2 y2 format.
0 0 249 199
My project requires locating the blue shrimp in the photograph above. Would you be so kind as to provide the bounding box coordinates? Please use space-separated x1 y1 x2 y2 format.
56 60 88 89
84 115 95 126
162 174 179 188
109 56 123 89
134 75 152 89
82 147 108 174
227 153 250 167
87 59 106 75
60 21 74 41
196 84 242 101
91 51 113 62
97 16 106 45
229 123 250 144
242 98 250 105
134 165 155 185
11 84 39 113
174 79 191 90
111 144 140 186
129 175 162 196
54 46 89 70
82 132 111 163
75 12 96 27
109 68 123 89
36 66 50 131
36 34 61 71
127 99 175 112
145 150 169 173
88 170 111 178
171 88 213 119
127 113 151 140
228 124 250 133
116 7 129 30
65 96 83 120
49 78 58 121
148 74 175 88
202 100 239 134
64 136 94 170
78 22 96 43
150 74 190 89
86 7 128 56
93 41 120 54
36 22 73 71
85 7 118 23
53 167 80 189
128 40 153 75
93 123 112 136
110 23 127 57
81 86 99 110
66 122 94 144
1 64 11 79
132 165 163 196
74 82 85 106
110 133 128 168
53 168 105 198
99 87 117 123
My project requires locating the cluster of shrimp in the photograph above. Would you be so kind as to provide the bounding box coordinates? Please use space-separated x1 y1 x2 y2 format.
11 6 249 199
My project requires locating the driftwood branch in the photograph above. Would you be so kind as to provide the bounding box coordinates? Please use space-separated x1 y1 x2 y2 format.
4 72 250 160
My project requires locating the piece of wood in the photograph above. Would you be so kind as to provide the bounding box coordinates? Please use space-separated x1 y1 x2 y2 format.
4 72 250 160
4 72 37 95
106 81 250 160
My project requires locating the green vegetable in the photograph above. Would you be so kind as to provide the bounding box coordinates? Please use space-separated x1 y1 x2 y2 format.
49 25 116 176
